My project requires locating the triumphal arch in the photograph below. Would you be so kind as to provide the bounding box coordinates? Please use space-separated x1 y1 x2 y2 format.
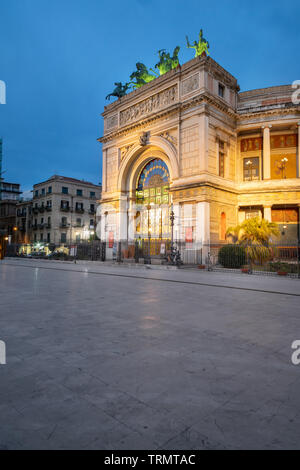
99 53 300 261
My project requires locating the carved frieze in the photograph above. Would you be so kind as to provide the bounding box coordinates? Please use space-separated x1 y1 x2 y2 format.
119 85 178 127
181 73 200 96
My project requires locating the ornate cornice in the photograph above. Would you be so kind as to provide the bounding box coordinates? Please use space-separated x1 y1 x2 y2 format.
237 104 300 121
99 92 237 144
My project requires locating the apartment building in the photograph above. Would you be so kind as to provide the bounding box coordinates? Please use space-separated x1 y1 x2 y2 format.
31 175 101 244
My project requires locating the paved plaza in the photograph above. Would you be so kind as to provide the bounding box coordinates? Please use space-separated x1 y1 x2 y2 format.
0 258 300 449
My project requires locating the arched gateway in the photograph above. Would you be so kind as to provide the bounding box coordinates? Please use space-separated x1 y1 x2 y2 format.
98 55 300 263
134 158 171 256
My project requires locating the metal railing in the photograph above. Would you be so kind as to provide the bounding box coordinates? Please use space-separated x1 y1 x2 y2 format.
3 240 300 277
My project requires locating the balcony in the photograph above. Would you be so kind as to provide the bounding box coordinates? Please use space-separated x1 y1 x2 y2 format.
60 223 70 228
75 208 84 214
33 208 39 215
46 206 52 212
60 206 70 212
32 225 38 231
38 223 46 229
89 209 96 215
45 223 51 229
38 206 45 213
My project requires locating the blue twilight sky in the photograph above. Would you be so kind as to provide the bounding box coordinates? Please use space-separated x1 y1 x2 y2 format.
0 0 299 194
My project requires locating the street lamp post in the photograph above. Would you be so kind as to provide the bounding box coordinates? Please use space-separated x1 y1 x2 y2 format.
170 206 175 253
278 157 288 179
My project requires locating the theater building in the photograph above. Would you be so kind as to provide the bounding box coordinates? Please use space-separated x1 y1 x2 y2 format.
98 55 300 260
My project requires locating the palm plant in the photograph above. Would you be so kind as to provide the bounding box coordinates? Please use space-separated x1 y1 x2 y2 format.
226 217 280 263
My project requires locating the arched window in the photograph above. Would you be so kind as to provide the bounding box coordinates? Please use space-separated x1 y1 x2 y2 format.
137 159 169 190
136 159 170 206
220 212 226 240
135 159 171 240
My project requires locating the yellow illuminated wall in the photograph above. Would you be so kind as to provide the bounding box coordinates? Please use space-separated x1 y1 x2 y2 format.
271 153 297 179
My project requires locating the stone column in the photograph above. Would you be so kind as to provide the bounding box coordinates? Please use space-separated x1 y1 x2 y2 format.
262 125 272 179
264 206 272 222
196 202 210 264
118 197 128 242
100 208 106 242
199 114 209 173
297 122 300 178
102 149 107 192
127 200 136 243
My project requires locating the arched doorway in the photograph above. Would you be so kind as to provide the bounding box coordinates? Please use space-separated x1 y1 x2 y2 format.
135 158 171 256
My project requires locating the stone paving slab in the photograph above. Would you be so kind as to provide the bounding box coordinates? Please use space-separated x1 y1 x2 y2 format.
0 259 300 449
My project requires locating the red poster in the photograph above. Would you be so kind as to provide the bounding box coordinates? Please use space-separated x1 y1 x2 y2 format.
185 227 193 243
108 231 114 248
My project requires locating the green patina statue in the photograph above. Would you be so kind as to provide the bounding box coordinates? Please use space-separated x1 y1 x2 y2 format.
151 46 180 76
130 63 156 89
186 29 209 57
107 31 210 100
106 82 131 100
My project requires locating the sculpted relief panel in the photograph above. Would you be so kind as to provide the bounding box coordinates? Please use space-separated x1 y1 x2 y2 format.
119 85 178 127
181 73 200 96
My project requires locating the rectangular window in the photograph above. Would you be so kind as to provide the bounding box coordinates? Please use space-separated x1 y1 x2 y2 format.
90 191 95 198
35 190 38 197
76 218 82 226
46 200 52 207
90 219 94 228
47 233 50 243
90 204 95 213
76 189 83 196
40 233 43 242
243 157 260 181
41 188 45 195
62 187 68 194
61 233 67 243
76 202 84 211
61 200 69 209
218 83 225 98
48 186 52 194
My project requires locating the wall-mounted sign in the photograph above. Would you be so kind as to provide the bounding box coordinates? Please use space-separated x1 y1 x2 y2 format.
185 227 193 243
108 231 114 248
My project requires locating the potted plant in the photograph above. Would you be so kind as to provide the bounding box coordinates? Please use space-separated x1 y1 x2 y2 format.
277 263 289 276
241 266 251 274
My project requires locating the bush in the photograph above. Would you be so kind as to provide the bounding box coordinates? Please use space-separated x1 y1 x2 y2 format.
218 245 246 269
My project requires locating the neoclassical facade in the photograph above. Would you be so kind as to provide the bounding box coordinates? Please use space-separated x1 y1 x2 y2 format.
99 55 300 259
